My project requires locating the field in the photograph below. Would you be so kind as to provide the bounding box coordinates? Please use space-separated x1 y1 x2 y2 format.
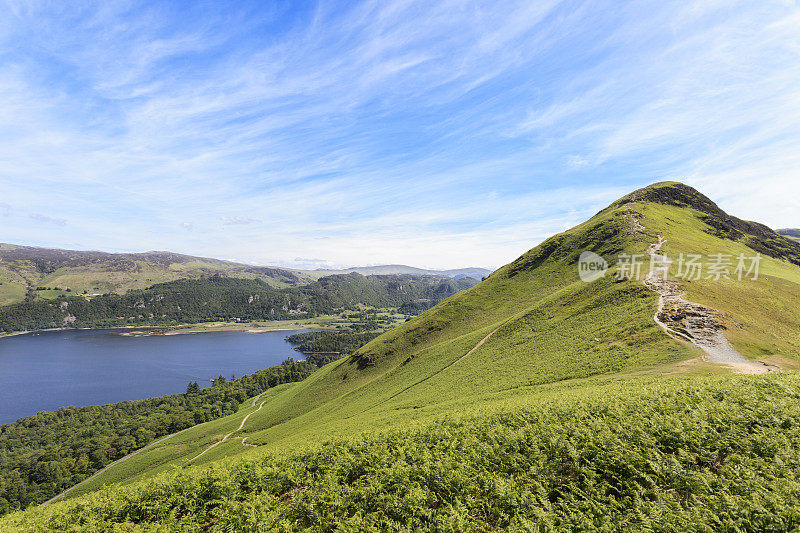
0 269 29 307
112 309 409 337
4 182 800 530
6 372 800 531
0 246 313 307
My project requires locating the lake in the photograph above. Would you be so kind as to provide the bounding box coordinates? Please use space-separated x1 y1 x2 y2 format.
0 328 313 424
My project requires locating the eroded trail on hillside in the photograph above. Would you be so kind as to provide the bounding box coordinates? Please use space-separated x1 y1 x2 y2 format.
376 324 505 406
643 235 777 374
188 397 267 463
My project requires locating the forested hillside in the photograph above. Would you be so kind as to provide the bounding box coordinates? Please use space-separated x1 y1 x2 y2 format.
0 274 478 333
0 243 490 307
0 243 309 306
5 183 800 530
7 374 800 530
0 360 316 514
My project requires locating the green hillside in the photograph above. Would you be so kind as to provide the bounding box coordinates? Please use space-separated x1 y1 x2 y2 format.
0 244 310 306
5 182 800 530
8 374 800 531
0 274 478 334
778 228 800 242
0 244 489 307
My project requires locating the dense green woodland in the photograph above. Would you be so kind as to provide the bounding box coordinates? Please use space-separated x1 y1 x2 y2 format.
0 274 477 333
6 375 800 531
5 183 799 530
0 360 316 515
287 330 381 357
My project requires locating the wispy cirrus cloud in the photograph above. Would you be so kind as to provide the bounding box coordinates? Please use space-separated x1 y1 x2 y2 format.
0 1 798 269
221 216 260 226
29 213 67 226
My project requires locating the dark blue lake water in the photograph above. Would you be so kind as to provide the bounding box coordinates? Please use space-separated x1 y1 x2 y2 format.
0 328 312 424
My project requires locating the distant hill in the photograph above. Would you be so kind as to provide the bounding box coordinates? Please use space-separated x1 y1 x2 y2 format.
6 182 800 529
0 274 479 334
0 243 308 306
777 228 800 241
0 243 487 306
311 264 492 279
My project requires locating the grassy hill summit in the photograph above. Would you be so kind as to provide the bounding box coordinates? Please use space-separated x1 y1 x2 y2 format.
5 181 800 530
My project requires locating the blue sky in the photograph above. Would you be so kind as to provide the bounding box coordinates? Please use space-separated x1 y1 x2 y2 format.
1 1 799 270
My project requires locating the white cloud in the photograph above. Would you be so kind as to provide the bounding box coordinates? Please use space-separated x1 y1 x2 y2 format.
29 213 67 226
0 1 798 268
221 216 260 226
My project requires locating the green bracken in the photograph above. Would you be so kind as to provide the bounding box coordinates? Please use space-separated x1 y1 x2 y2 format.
4 374 800 531
3 182 800 530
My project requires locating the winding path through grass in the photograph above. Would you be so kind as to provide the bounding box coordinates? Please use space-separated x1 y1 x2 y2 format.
188 396 268 463
380 323 505 404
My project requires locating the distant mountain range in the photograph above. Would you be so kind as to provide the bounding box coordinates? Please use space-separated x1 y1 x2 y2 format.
312 264 491 279
0 243 490 306
9 181 800 529
777 228 800 241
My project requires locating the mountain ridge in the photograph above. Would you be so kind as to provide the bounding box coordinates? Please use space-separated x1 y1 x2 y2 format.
0 243 488 307
4 181 800 529
312 264 491 279
613 181 800 265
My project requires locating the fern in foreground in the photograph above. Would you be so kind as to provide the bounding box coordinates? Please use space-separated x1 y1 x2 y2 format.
5 373 800 531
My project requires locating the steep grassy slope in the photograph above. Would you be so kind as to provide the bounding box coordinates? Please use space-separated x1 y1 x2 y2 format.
7 373 800 531
615 182 800 362
59 183 800 496
639 203 800 361
6 182 800 530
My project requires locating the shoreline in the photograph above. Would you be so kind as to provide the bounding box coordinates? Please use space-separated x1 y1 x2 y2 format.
0 321 337 339
121 322 334 336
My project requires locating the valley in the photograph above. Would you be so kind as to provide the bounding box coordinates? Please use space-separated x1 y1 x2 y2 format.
2 182 800 530
5 3 798 529
0 274 477 335
0 243 489 308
